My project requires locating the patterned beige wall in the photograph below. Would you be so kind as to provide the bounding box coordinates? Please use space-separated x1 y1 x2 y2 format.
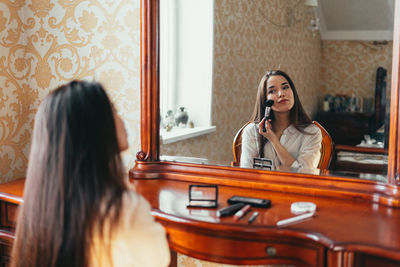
321 40 393 99
0 0 140 182
161 0 322 165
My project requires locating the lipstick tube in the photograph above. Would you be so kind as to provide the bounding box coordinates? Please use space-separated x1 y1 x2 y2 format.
233 204 251 221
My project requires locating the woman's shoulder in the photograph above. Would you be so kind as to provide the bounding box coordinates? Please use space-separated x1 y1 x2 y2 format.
290 123 322 137
304 123 321 134
121 190 150 213
98 190 170 267
241 122 258 140
107 190 157 234
290 122 318 133
242 122 257 133
121 189 138 202
303 123 323 142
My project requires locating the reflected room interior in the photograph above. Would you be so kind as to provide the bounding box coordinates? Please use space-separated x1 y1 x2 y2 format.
159 0 394 181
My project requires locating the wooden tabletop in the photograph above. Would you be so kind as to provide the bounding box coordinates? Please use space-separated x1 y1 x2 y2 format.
0 178 24 204
132 178 400 262
1 177 400 265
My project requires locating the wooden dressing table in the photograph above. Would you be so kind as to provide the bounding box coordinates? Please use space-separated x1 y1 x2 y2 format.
1 172 400 266
0 179 24 266
129 161 400 267
131 176 400 267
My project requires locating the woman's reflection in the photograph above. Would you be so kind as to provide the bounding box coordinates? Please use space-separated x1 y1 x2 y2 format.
240 70 322 170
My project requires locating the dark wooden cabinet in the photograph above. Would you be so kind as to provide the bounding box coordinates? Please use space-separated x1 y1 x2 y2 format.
354 253 400 267
315 112 388 174
330 145 388 174
315 112 373 146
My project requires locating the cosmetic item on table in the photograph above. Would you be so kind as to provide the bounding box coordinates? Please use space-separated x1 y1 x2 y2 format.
248 211 259 224
228 195 271 208
276 211 316 227
187 184 218 208
233 204 251 221
216 203 245 217
290 202 316 215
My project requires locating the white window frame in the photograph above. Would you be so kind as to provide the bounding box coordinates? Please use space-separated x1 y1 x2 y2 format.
160 0 216 144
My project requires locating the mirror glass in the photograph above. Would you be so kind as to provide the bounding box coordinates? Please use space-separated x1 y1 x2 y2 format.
159 0 395 182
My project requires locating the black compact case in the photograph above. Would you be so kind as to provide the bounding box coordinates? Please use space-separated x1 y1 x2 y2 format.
216 203 245 217
228 195 271 208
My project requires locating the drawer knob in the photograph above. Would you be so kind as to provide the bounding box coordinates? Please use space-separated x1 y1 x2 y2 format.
265 246 276 256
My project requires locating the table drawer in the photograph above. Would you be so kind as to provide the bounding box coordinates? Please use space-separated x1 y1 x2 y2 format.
0 201 18 229
167 227 325 267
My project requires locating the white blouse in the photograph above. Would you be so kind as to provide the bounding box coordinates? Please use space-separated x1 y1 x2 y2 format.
90 191 170 267
240 123 322 170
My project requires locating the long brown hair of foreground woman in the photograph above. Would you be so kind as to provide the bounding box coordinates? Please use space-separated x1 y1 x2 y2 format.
11 81 169 267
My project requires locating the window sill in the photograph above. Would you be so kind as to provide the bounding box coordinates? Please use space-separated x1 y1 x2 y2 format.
160 155 209 164
160 126 216 144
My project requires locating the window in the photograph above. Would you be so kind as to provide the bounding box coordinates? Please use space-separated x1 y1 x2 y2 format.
160 0 215 144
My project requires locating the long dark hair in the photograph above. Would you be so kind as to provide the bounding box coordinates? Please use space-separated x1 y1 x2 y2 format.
249 70 312 157
11 80 128 267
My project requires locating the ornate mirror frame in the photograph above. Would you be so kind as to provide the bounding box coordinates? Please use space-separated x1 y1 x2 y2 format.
130 0 400 207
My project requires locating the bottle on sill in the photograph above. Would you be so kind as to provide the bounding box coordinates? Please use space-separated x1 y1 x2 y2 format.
322 101 330 112
164 110 175 131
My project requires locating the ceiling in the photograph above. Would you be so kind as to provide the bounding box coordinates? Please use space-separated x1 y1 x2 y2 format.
316 0 395 40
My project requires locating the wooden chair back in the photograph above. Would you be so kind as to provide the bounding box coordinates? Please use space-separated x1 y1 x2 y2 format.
313 121 334 169
232 122 250 166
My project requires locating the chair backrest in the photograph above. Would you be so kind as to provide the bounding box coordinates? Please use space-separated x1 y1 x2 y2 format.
232 122 250 166
313 121 334 170
232 121 334 170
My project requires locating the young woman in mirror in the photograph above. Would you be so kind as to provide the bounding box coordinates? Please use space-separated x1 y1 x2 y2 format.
11 81 170 267
240 70 322 171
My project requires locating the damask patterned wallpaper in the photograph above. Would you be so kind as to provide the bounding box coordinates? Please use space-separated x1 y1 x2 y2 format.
321 40 393 98
161 0 322 165
0 0 140 182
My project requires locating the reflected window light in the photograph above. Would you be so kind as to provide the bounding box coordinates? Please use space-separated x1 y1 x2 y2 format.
159 190 182 214
372 194 380 203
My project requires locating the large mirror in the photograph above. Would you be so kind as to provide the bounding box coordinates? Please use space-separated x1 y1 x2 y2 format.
158 0 395 181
